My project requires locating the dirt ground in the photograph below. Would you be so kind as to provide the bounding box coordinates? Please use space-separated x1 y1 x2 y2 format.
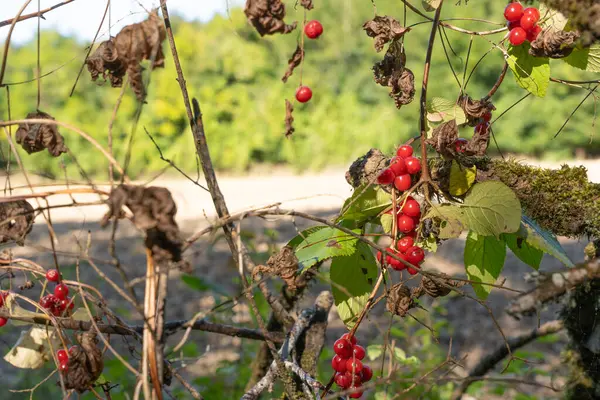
1 160 594 398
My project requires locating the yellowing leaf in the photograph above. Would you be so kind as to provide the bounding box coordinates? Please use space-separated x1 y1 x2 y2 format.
4 326 61 369
539 4 568 31
449 161 476 196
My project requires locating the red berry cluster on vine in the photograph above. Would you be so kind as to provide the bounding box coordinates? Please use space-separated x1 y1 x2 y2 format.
331 333 372 398
294 20 324 104
504 3 542 46
376 145 421 190
41 269 74 316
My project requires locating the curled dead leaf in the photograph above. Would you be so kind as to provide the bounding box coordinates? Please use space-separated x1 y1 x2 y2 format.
62 331 104 393
529 28 580 58
300 0 313 10
282 45 304 83
425 119 459 159
0 200 34 246
244 0 297 36
15 111 67 157
363 16 410 52
373 41 415 109
284 99 294 138
386 284 414 317
457 95 496 126
86 11 166 101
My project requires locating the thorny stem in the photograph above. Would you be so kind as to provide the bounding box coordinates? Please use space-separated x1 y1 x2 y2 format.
418 2 444 200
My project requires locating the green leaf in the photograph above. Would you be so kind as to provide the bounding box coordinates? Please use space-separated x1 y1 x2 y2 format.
426 98 467 125
338 185 391 226
181 275 211 291
507 42 550 97
464 231 507 300
518 215 574 267
287 226 328 249
449 161 476 196
539 4 568 30
330 242 378 329
380 212 393 235
295 227 359 272
425 181 521 238
503 233 543 270
564 44 600 73
367 344 383 361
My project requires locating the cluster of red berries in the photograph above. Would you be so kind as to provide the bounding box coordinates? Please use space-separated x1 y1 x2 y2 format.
377 233 424 275
0 291 10 327
454 111 492 153
504 3 542 46
41 269 74 316
56 345 77 373
376 145 421 191
294 20 323 104
331 333 372 398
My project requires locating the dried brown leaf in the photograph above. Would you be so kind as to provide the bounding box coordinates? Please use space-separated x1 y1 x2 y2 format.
425 119 459 158
386 284 414 317
363 16 410 52
284 99 295 138
373 41 415 109
15 111 67 157
0 200 34 246
86 11 166 101
530 28 580 58
244 0 297 36
464 123 490 156
300 0 314 10
282 45 304 83
457 95 496 126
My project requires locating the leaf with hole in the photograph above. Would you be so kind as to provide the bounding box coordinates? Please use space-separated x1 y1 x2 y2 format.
507 42 550 97
464 231 507 300
330 242 377 329
295 227 360 272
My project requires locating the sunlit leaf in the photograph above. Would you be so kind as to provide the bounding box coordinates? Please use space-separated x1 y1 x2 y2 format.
464 231 507 300
507 42 550 97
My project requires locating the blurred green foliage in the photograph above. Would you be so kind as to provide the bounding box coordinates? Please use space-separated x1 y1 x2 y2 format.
0 0 598 179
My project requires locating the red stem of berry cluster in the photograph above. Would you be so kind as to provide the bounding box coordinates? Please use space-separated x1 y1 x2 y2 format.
418 2 444 186
484 62 508 100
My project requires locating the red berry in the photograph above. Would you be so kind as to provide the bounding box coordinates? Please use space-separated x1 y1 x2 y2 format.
341 333 357 346
68 346 79 356
394 174 412 191
482 111 492 123
474 122 489 135
396 145 413 158
332 354 347 372
520 14 537 31
0 291 8 308
335 372 351 388
60 297 74 311
404 157 421 175
361 365 373 382
0 317 7 327
454 138 469 153
504 2 524 22
389 157 407 176
523 7 540 21
407 266 419 275
333 339 353 358
509 27 527 46
527 25 542 42
396 236 415 253
40 294 56 309
295 86 313 103
345 369 363 385
353 345 366 360
45 269 60 282
349 387 364 398
397 214 415 234
406 246 425 265
384 247 403 270
401 199 421 217
54 284 69 300
507 20 520 30
59 361 68 372
57 349 69 363
304 20 323 39
377 168 395 185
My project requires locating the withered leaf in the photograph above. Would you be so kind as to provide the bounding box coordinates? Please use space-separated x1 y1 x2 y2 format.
0 200 34 245
101 185 186 267
86 11 166 101
464 122 490 156
284 99 295 138
363 16 410 52
457 95 496 126
282 45 304 83
425 119 459 159
15 111 67 157
300 0 314 10
386 284 414 318
373 41 415 109
529 28 580 59
244 0 297 36
61 331 104 393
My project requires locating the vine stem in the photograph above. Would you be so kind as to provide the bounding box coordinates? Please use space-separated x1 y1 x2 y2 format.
483 62 508 100
418 2 444 198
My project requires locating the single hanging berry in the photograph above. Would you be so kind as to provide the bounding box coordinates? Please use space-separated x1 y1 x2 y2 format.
0 317 7 327
295 86 313 103
304 20 324 39
46 269 60 282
